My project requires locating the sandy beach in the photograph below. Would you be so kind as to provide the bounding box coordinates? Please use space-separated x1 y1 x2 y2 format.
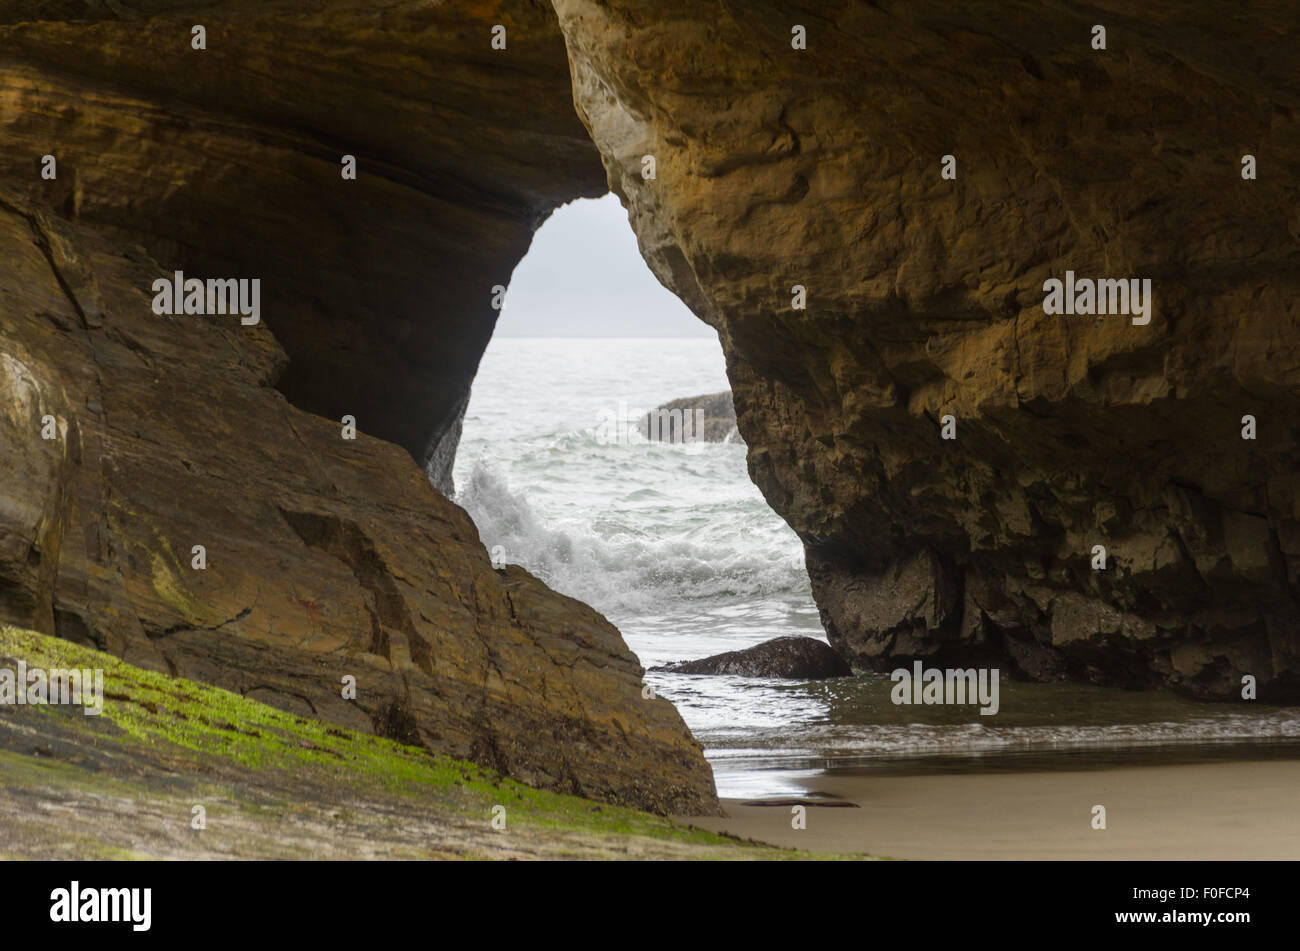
679 759 1300 860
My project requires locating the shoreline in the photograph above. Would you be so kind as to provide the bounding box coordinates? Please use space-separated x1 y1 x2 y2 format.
677 758 1300 860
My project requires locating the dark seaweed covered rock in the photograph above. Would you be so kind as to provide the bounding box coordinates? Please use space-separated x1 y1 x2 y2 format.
655 637 851 680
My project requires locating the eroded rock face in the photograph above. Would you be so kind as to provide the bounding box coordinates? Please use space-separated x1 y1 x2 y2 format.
654 637 851 680
0 0 605 476
0 190 719 813
4 0 1297 828
0 2 719 814
553 0 1300 700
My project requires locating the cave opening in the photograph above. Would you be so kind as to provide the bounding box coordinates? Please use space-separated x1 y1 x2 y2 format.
449 192 826 795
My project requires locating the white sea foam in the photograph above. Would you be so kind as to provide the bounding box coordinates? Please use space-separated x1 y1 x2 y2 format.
457 457 809 618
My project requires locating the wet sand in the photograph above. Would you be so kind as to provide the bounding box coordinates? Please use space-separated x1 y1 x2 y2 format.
678 759 1300 859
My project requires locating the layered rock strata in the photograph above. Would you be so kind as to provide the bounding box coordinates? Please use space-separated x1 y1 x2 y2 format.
0 1 718 814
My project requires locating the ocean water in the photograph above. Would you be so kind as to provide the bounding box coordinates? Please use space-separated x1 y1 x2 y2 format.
455 336 1300 797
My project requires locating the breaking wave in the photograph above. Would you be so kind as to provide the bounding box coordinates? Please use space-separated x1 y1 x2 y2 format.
455 452 809 620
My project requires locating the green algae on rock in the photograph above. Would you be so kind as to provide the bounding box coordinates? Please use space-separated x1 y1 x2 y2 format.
0 626 855 860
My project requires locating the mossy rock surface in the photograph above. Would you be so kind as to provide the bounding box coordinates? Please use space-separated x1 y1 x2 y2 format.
0 626 858 860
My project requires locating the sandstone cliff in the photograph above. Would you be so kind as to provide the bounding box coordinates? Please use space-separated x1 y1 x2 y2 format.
0 1 717 814
2 1 1297 834
552 0 1300 699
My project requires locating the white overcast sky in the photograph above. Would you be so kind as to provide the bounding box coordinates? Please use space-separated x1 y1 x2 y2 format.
495 193 713 337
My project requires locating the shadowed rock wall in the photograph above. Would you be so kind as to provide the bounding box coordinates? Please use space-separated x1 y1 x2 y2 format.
552 0 1300 699
0 0 718 814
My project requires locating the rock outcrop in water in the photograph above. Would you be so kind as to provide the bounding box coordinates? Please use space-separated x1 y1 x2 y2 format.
655 637 851 680
640 391 739 443
553 0 1300 701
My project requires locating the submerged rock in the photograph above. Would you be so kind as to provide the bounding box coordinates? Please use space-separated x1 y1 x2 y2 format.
655 637 851 680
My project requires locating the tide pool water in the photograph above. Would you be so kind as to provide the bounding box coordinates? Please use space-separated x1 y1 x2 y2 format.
455 336 1300 797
